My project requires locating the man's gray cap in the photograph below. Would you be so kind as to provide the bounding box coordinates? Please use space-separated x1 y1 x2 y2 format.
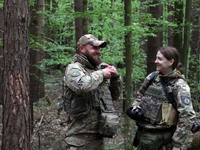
77 34 107 48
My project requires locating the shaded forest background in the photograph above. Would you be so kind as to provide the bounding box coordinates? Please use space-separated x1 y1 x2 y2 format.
0 0 200 149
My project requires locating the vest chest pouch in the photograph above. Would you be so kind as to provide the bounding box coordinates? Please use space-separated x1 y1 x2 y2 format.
139 96 162 125
140 85 178 126
98 87 119 137
99 112 119 138
160 102 178 126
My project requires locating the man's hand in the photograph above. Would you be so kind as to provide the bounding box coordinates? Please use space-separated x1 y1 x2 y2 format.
102 64 119 79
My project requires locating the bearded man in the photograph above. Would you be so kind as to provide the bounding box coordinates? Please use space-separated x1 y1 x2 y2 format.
64 34 123 150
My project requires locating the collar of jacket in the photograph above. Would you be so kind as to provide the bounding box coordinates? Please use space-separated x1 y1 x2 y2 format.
73 54 97 69
158 69 185 82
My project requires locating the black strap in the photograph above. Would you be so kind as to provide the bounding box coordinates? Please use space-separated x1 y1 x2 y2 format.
146 71 156 90
160 77 178 111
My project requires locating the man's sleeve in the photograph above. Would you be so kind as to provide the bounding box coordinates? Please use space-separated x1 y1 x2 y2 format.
65 64 105 95
109 76 123 101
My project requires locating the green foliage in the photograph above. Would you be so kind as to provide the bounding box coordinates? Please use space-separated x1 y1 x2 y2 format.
29 0 182 85
0 1 3 9
0 38 2 47
187 54 200 110
29 0 36 6
189 138 200 149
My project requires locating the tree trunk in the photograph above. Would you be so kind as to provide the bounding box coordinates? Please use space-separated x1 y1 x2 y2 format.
173 1 183 60
38 0 45 98
30 2 40 102
157 4 163 48
88 1 93 30
182 0 193 76
2 0 30 149
29 0 44 133
167 2 174 46
189 0 200 111
124 0 134 149
29 0 40 133
147 0 163 75
82 0 88 34
74 0 83 42
0 3 3 104
139 0 148 54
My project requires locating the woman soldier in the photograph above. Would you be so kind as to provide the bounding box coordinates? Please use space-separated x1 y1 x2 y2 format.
127 46 196 150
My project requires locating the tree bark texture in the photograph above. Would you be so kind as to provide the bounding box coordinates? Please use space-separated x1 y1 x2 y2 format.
30 2 40 103
30 0 44 101
182 0 193 76
167 2 174 46
124 0 134 149
2 0 30 149
0 4 3 104
74 0 83 42
173 1 183 58
38 0 45 98
147 0 163 75
139 0 148 54
82 0 88 35
29 0 44 133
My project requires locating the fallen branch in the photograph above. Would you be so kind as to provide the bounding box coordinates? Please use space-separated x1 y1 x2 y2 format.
38 115 44 127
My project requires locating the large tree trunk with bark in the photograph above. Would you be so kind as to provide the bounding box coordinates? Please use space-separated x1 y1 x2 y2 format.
124 0 134 149
2 0 30 149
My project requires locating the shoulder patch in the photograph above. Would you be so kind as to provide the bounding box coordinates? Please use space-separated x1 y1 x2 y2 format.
71 71 81 77
181 95 191 105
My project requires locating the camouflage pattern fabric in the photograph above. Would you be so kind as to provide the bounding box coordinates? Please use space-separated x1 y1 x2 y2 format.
65 134 104 150
139 96 162 125
132 69 196 149
64 54 123 148
99 112 119 137
136 126 176 150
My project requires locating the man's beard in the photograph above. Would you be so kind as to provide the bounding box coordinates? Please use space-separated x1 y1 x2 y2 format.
85 49 101 68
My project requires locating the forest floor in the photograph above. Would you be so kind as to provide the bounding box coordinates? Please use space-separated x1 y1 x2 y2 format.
0 70 200 150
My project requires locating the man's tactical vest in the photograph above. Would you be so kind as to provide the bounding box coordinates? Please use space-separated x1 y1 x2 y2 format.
61 63 116 119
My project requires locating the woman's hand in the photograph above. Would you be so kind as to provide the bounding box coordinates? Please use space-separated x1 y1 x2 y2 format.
131 106 141 113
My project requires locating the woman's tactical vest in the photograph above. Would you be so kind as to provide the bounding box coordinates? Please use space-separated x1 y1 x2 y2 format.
139 75 178 126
